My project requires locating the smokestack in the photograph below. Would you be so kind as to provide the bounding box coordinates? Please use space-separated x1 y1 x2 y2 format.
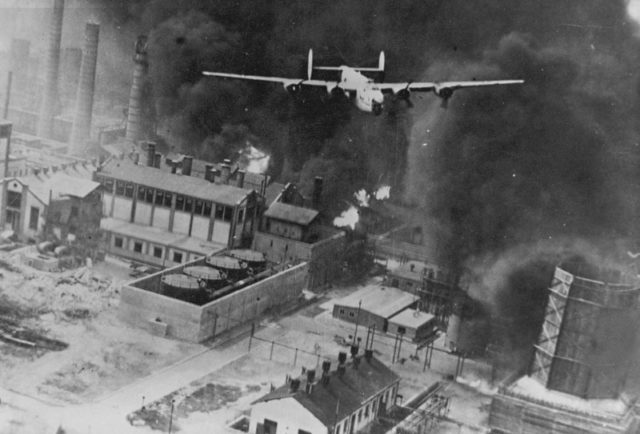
236 170 245 188
10 39 30 92
60 47 82 98
37 0 65 138
69 22 100 155
204 164 214 182
146 142 156 167
154 152 161 168
125 35 149 143
182 155 193 176
312 176 323 210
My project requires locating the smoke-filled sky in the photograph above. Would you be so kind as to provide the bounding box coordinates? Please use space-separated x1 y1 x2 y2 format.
3 0 640 380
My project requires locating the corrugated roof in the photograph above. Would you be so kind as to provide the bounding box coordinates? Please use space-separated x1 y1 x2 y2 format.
388 309 435 329
13 165 99 205
254 356 399 426
99 159 251 206
334 285 416 319
264 202 318 226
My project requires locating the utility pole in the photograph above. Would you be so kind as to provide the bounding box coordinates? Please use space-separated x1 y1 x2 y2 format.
353 300 362 343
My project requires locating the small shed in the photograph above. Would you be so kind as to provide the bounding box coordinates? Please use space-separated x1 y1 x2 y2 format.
387 308 437 342
332 285 416 332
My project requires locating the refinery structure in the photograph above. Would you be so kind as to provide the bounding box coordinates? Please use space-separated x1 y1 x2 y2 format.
0 1 638 434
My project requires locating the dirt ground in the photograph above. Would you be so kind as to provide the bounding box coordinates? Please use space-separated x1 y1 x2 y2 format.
0 252 203 405
127 277 497 433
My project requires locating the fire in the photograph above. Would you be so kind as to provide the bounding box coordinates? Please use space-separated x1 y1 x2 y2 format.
244 145 270 174
374 185 391 200
354 189 370 207
333 205 360 229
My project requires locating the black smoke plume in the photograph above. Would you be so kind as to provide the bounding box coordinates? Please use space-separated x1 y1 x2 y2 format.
91 0 640 380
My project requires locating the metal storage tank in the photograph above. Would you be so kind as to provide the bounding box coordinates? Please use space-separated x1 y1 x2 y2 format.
206 255 247 279
183 266 225 289
160 274 208 304
530 265 640 399
226 249 266 270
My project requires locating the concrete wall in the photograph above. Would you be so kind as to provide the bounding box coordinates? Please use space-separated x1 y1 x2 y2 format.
253 227 345 290
332 304 387 332
489 389 640 434
118 261 308 342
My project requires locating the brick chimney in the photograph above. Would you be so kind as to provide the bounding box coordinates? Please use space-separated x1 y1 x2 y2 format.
126 35 149 143
69 22 100 155
220 161 231 184
182 155 193 176
312 176 323 210
236 170 245 188
204 164 214 182
154 152 161 168
146 141 156 167
37 0 65 138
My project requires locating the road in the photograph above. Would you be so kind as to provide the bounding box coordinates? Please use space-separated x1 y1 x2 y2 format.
0 331 266 434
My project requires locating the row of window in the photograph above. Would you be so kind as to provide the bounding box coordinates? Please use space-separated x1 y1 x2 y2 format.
334 387 394 434
113 236 183 263
101 177 241 222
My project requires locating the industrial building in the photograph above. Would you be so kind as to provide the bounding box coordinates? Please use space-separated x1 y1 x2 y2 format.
118 250 308 342
252 181 346 289
489 265 640 433
0 158 98 240
386 308 437 343
332 285 417 332
96 149 261 267
249 351 400 434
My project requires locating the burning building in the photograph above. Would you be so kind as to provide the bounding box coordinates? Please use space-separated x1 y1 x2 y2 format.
489 264 640 433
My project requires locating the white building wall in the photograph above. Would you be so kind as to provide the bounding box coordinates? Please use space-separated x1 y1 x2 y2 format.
212 221 230 244
173 211 190 235
102 192 113 216
152 207 170 230
134 202 152 225
112 197 131 221
191 215 209 240
249 398 327 434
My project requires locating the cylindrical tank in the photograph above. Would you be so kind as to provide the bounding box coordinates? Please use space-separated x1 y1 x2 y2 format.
226 249 266 271
160 274 207 304
37 0 65 138
69 22 99 155
531 265 640 399
206 255 247 279
183 265 225 289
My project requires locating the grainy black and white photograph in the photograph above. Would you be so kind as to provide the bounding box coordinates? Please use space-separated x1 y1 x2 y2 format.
0 0 640 433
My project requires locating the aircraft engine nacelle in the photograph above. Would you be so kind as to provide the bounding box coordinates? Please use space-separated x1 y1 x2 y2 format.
396 88 411 101
434 86 455 108
284 83 302 95
328 86 346 99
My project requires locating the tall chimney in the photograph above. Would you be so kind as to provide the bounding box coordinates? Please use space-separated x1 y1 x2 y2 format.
125 35 148 143
37 0 65 138
69 22 100 155
146 141 156 167
312 176 323 210
10 39 30 92
182 155 193 176
60 47 82 100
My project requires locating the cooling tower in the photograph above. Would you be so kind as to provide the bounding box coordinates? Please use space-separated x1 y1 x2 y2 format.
530 265 640 399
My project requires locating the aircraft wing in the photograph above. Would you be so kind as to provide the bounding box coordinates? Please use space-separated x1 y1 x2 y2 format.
202 71 338 89
376 79 524 93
